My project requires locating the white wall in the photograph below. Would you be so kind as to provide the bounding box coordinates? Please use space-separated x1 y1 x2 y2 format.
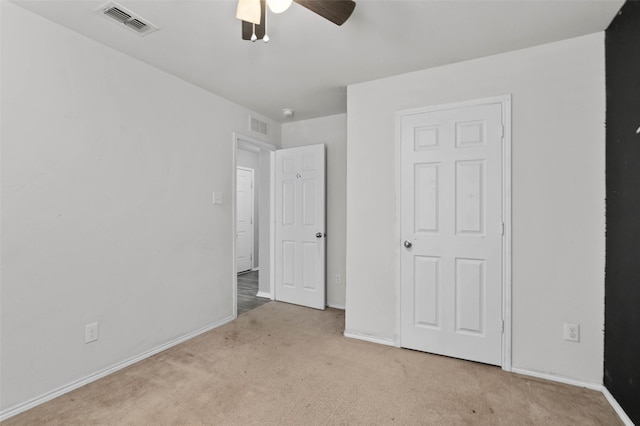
282 114 347 309
236 148 260 268
345 34 605 384
257 148 272 296
0 1 280 413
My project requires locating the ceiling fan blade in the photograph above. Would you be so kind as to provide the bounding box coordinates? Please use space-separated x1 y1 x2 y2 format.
241 0 266 40
293 0 356 26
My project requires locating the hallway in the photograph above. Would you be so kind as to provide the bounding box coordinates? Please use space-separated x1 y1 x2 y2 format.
237 271 269 315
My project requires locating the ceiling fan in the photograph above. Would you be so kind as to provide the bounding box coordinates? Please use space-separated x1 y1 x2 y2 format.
236 0 356 42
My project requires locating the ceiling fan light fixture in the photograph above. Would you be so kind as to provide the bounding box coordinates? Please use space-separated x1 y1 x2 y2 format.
267 0 292 14
236 0 261 24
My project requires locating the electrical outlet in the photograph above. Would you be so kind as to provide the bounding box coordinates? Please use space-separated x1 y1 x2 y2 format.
85 322 99 344
336 274 341 285
564 323 580 342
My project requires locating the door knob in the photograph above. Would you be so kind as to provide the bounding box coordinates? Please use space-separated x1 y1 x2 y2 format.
404 240 412 248
316 233 323 238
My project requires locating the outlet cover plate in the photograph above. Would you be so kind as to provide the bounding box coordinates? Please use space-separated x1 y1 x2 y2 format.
85 322 99 343
564 323 580 342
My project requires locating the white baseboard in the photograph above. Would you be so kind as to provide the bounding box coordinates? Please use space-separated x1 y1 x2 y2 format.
0 316 235 422
602 387 635 426
343 330 396 347
512 368 635 425
511 367 603 391
255 291 271 299
328 303 345 310
3 323 633 426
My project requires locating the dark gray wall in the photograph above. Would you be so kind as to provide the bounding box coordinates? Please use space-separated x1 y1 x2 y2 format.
605 1 640 423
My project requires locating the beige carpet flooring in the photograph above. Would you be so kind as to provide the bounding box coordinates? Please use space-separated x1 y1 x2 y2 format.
3 302 622 425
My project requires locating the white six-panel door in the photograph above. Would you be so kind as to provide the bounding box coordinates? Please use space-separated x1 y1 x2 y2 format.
275 144 326 310
236 167 254 274
400 101 504 365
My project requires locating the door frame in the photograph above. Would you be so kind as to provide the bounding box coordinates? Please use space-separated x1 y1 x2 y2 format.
236 166 255 273
232 133 277 319
394 95 512 371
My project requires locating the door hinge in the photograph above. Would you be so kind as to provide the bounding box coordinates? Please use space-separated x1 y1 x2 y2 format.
501 320 504 334
500 222 505 236
498 124 504 139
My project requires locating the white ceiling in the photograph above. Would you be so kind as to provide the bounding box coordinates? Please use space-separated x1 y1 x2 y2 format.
14 0 624 123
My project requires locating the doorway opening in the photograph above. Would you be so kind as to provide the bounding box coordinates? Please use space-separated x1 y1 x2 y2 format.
233 134 328 317
233 134 276 317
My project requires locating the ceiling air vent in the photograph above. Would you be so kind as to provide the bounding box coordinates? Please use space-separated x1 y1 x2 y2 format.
250 116 269 136
98 2 159 36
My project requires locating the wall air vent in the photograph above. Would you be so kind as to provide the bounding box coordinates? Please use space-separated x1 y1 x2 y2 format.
98 2 159 36
250 116 269 136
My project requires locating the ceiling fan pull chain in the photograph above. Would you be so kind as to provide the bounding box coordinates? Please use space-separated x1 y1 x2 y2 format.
263 7 270 42
251 23 257 42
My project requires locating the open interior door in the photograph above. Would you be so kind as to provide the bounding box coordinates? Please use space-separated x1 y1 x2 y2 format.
274 144 326 310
